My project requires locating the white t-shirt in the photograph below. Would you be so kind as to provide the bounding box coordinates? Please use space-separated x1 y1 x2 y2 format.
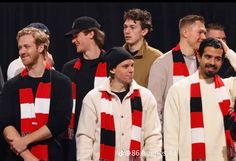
7 57 24 80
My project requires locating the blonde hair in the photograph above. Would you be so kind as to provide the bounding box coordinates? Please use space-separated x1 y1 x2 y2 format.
17 27 50 56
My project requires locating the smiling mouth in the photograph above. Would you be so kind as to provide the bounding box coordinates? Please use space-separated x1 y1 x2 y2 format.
206 67 216 71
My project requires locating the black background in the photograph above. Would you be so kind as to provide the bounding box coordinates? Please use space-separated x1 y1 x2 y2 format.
1 2 236 80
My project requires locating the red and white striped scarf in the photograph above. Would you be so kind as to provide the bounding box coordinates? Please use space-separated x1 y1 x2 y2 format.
19 64 52 161
190 71 235 161
100 89 143 161
172 44 198 84
66 58 107 139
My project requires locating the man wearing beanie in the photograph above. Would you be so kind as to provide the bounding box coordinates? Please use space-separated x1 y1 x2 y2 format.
76 47 162 161
62 16 108 161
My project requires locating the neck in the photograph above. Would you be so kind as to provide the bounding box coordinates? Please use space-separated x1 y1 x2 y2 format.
27 58 46 78
83 44 101 60
110 79 129 92
127 39 144 53
179 40 195 56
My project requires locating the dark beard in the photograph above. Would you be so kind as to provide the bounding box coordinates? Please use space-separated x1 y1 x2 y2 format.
205 71 217 78
204 64 218 78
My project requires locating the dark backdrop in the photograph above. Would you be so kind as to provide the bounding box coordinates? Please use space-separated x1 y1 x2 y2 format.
1 2 236 80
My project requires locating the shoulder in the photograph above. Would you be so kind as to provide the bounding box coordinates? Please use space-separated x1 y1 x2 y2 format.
151 50 173 67
133 81 154 98
63 58 78 68
62 58 78 75
2 75 21 91
83 87 101 103
139 86 154 97
146 45 163 56
169 76 190 93
51 70 72 85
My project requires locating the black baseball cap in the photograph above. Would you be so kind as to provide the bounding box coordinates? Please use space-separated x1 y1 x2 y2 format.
65 16 101 36
27 22 50 35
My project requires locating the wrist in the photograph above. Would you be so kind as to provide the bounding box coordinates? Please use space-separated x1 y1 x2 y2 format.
19 149 29 157
22 135 30 147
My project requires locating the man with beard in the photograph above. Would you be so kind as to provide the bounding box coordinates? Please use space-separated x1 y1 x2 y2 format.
164 38 236 161
206 23 236 78
0 27 72 161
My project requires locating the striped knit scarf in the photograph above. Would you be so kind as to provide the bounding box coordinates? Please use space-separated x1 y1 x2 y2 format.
100 89 143 161
19 64 52 161
66 57 107 139
230 100 236 142
190 71 235 161
172 44 199 84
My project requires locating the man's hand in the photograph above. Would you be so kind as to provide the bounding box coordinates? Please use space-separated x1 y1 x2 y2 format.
7 135 28 155
218 38 230 53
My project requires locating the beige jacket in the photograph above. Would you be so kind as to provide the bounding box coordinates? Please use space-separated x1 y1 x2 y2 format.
124 40 163 87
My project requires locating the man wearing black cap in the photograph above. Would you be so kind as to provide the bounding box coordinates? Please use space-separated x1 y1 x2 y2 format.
7 22 54 80
76 47 162 161
62 16 108 161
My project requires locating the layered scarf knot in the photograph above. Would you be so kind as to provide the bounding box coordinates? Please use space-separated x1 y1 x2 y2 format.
100 89 143 161
190 71 235 161
19 64 52 161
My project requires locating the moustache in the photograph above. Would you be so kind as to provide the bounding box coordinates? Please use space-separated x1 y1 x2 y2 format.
205 64 217 69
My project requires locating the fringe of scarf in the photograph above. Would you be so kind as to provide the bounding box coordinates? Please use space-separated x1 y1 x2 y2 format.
100 89 142 161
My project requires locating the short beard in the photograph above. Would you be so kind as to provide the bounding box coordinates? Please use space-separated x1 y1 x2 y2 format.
205 71 217 78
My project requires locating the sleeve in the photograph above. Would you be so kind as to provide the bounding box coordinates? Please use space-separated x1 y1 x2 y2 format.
142 90 162 161
147 56 168 124
0 80 19 133
61 62 70 76
76 91 97 161
225 49 236 69
163 86 179 161
0 66 4 94
224 77 236 140
46 72 73 136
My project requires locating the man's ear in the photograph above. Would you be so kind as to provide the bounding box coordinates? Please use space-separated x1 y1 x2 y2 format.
182 28 188 38
88 30 95 39
110 69 115 74
38 44 44 53
142 28 148 37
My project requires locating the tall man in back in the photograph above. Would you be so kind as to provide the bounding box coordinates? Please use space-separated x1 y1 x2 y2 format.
123 8 163 87
148 14 206 124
